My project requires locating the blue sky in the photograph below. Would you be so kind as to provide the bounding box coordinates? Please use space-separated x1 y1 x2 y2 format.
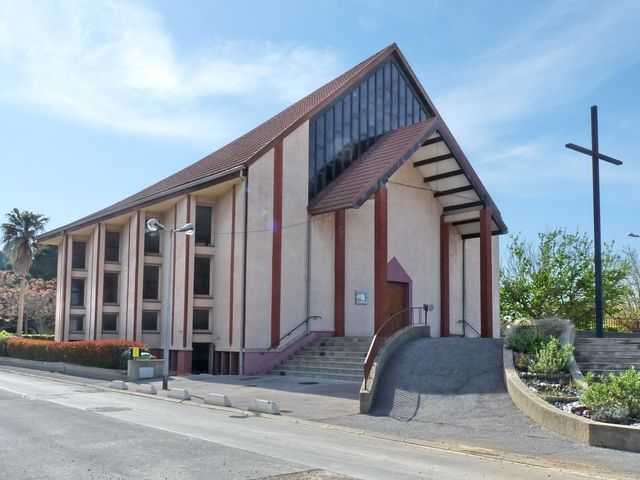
0 0 639 253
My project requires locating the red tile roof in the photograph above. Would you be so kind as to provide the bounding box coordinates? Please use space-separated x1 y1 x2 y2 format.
308 119 439 215
41 43 399 240
40 42 507 240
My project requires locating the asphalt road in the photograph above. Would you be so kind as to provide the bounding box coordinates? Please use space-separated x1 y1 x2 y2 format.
0 367 634 480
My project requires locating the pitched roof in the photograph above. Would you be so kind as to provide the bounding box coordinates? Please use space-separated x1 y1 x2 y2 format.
40 42 507 240
40 44 400 241
308 119 439 214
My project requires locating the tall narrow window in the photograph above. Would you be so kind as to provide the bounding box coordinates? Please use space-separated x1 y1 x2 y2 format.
104 231 120 262
72 241 86 269
70 278 85 306
193 308 210 331
144 226 160 255
102 313 118 332
103 272 119 304
142 311 159 332
69 315 84 333
143 265 160 300
194 256 211 296
195 206 213 245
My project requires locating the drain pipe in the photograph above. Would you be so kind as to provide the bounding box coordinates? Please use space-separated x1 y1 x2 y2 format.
239 167 249 375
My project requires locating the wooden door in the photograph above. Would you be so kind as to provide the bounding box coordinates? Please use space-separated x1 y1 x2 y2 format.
388 281 409 327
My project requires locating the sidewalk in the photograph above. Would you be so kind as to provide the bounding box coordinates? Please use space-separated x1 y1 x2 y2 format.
129 373 361 422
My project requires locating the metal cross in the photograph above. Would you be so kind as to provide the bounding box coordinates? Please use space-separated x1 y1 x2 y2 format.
566 105 623 338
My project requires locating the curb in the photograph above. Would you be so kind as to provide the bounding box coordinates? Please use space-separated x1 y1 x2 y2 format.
503 347 640 453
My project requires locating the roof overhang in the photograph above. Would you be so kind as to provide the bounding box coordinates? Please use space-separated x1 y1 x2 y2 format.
308 117 507 238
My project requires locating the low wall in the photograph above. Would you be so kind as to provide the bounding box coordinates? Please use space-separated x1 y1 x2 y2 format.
243 331 334 375
503 347 640 453
0 356 126 381
359 325 430 413
127 359 164 381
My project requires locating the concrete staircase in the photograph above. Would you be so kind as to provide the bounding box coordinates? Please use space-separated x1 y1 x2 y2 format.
574 337 640 375
271 336 371 382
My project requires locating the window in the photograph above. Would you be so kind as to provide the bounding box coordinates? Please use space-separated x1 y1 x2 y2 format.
143 265 160 300
142 311 159 332
70 278 85 307
193 309 210 331
72 241 86 269
105 231 120 262
308 58 429 200
144 229 160 255
69 315 84 333
102 313 118 332
194 256 211 296
195 205 212 245
103 272 119 304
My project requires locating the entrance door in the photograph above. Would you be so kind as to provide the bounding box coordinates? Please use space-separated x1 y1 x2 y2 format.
191 343 211 374
388 281 409 328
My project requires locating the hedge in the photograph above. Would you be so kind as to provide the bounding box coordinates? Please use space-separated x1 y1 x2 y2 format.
5 338 145 370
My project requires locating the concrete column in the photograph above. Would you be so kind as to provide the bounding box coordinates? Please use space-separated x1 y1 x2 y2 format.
480 208 493 338
334 209 346 336
440 216 450 337
374 186 389 332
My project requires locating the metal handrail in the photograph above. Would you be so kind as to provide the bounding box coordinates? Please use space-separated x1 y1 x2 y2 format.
269 315 321 351
363 304 432 382
458 319 481 337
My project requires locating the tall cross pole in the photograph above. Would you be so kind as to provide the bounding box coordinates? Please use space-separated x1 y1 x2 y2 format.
566 106 623 338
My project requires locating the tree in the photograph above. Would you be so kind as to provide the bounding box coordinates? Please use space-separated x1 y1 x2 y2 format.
501 229 630 330
1 209 49 336
30 245 58 280
0 271 56 333
0 251 9 270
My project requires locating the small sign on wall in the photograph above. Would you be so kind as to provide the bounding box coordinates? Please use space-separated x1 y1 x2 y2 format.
355 290 368 305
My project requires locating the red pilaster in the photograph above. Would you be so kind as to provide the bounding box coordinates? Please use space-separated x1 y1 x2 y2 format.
270 143 283 348
229 185 236 346
175 350 192 375
440 216 450 337
334 209 346 336
374 186 389 332
480 208 493 338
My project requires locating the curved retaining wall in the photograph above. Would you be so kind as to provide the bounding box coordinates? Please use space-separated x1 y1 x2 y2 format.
503 347 640 453
359 325 430 413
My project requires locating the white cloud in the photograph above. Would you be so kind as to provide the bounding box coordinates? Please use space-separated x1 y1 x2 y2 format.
431 1 640 151
0 0 342 144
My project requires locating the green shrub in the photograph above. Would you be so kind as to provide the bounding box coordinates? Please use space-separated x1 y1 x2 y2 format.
0 330 14 356
529 337 574 375
591 405 630 424
5 338 145 369
582 367 640 420
505 326 541 353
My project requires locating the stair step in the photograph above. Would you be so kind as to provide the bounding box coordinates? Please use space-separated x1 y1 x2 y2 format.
281 360 363 369
270 370 362 381
296 351 367 358
273 364 362 374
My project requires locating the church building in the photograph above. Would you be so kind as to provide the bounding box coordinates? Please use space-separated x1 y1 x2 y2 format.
39 44 507 376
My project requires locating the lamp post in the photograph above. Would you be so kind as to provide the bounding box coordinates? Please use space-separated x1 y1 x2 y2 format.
146 218 195 390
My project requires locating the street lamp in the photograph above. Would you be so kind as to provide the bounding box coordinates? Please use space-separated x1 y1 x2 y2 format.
146 218 195 390
628 232 640 238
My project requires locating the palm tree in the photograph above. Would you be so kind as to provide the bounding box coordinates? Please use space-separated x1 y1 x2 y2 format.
1 209 49 336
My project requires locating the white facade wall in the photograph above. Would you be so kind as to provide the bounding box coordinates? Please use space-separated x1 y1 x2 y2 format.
387 161 442 336
245 149 275 349
281 122 311 337
344 200 375 336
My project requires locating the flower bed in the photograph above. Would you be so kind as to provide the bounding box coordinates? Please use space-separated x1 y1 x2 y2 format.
507 321 640 427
